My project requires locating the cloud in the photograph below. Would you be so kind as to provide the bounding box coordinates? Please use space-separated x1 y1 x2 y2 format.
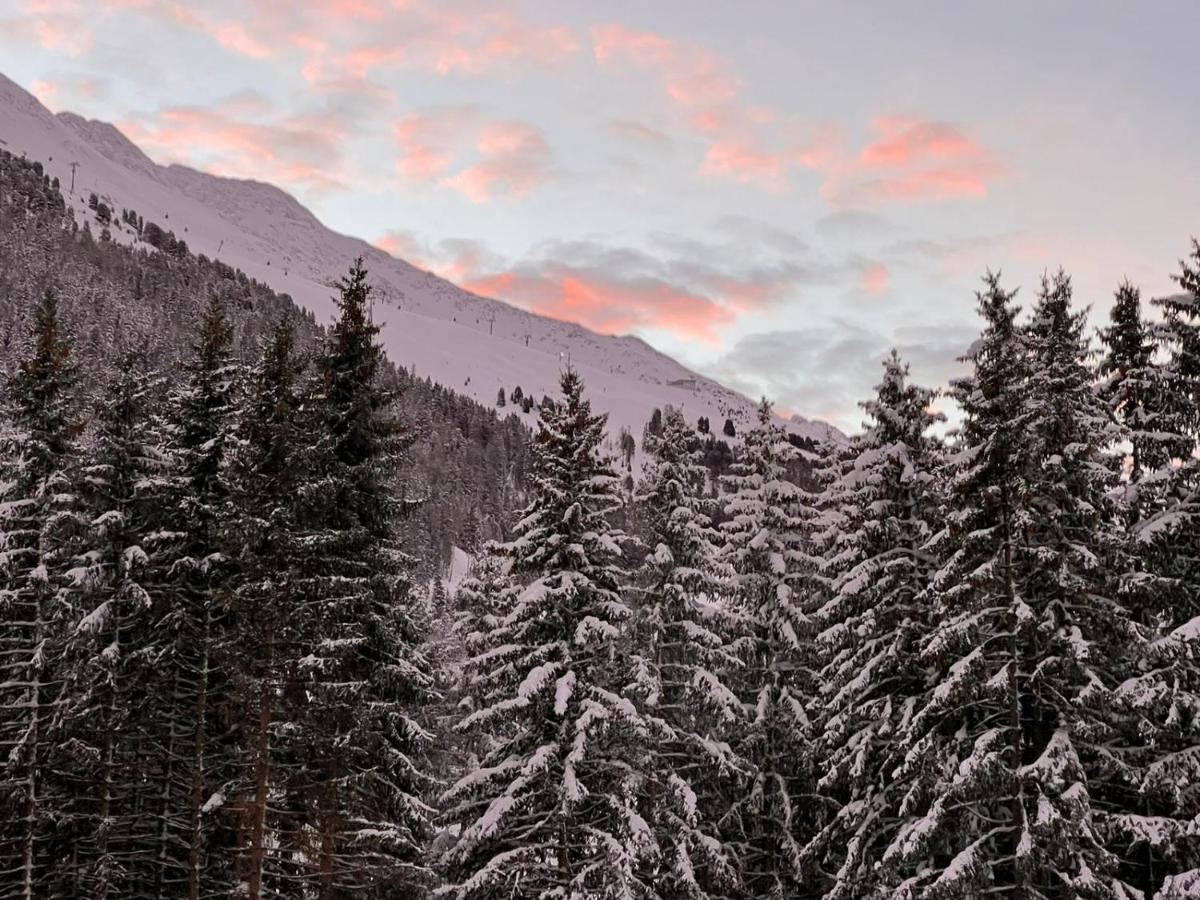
210 20 272 59
300 4 581 83
816 209 896 241
393 109 553 201
704 320 976 431
463 269 737 343
608 119 674 150
592 21 847 193
393 107 476 178
120 95 349 192
445 121 551 202
592 22 739 109
372 223 862 345
861 262 889 295
824 117 1008 206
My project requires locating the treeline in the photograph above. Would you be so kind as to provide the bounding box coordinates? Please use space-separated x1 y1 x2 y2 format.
0 147 531 576
437 257 1200 898
0 263 435 898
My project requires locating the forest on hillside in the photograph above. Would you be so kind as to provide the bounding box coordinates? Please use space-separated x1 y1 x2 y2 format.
2 147 1200 899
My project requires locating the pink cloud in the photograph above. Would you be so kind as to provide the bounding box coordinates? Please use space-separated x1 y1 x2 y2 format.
593 22 836 193
592 23 738 109
699 139 789 191
31 79 58 107
393 108 474 178
861 262 889 295
393 110 552 202
299 5 580 84
462 270 735 344
120 99 348 192
825 117 1007 205
210 21 272 59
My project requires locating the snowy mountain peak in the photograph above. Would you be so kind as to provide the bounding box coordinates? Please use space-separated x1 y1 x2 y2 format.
0 72 842 452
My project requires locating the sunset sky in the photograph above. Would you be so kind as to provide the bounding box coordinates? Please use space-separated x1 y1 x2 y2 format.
3 0 1198 429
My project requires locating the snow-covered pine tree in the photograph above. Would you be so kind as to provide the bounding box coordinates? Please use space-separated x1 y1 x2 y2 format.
627 404 744 898
807 352 943 900
222 316 316 899
1098 281 1174 497
155 295 242 899
882 271 1141 897
442 551 519 769
1116 246 1200 894
54 352 177 900
1151 239 1200 450
303 259 434 897
440 368 653 899
0 289 84 900
718 399 823 898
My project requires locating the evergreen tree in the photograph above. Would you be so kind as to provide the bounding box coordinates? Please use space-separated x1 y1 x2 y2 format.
441 369 653 899
1117 246 1200 893
56 353 177 900
1151 239 1200 450
1098 281 1171 493
0 289 83 900
808 353 943 900
304 259 433 896
882 271 1141 897
222 317 318 899
718 400 822 898
628 405 744 898
156 295 242 899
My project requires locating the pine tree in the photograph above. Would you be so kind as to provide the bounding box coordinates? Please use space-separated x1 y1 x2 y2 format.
1116 246 1200 894
1151 239 1200 450
718 400 822 898
55 353 177 900
627 405 744 898
0 289 83 900
808 353 943 900
155 295 242 900
881 271 1141 897
222 317 317 899
1098 281 1172 494
303 259 433 896
440 369 653 899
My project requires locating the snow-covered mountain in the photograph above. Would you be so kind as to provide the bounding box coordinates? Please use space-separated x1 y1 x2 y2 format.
0 73 841 452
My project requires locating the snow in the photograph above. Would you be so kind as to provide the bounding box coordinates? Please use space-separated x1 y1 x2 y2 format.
0 73 841 457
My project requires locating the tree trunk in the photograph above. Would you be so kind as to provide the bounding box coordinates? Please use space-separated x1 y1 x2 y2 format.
246 626 274 900
187 599 211 900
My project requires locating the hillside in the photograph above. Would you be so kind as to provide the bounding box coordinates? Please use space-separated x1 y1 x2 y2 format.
0 73 841 457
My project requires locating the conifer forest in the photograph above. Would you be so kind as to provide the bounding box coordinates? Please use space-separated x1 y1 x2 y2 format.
3 144 1200 900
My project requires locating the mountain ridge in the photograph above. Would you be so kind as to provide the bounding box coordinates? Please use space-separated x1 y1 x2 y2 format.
0 72 843 451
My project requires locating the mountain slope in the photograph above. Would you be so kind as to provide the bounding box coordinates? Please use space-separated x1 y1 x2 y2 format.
0 73 841 452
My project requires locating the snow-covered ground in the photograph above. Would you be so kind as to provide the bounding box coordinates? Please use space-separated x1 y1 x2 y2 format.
0 73 842 458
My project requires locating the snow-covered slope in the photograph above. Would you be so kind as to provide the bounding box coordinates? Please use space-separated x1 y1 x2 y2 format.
0 73 841 454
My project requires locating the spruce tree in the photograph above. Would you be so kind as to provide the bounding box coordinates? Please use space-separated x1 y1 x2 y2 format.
304 259 433 896
223 317 317 899
881 272 1141 897
628 405 743 898
55 353 177 900
440 369 652 899
1117 246 1200 894
718 400 822 898
157 295 242 899
1098 281 1171 493
0 289 83 900
808 352 943 900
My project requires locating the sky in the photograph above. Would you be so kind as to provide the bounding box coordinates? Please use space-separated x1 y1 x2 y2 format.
2 0 1198 432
